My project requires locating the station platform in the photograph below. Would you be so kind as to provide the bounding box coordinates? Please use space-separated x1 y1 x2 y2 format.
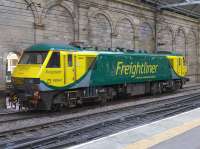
69 107 200 149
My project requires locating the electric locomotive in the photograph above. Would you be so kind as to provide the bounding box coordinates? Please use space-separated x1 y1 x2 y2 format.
9 42 188 110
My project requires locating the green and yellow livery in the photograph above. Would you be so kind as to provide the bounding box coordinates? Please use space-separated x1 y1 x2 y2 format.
10 42 188 110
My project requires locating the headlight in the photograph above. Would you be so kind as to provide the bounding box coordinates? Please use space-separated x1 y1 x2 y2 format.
11 77 24 85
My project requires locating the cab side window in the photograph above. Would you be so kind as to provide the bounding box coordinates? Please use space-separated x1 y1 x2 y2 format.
183 58 186 65
68 54 73 67
47 52 60 68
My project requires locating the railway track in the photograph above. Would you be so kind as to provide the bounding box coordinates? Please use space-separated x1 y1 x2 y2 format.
0 112 46 124
0 87 200 133
1 91 200 149
0 84 198 147
179 84 200 92
0 83 197 125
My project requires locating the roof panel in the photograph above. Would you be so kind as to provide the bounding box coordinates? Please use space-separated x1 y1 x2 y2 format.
26 41 81 51
143 0 200 19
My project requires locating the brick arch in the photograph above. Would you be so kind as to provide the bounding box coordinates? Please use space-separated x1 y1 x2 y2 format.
42 4 75 42
157 24 174 51
89 10 114 32
175 27 186 55
24 0 38 20
138 22 154 52
114 17 135 34
186 30 198 82
89 12 113 48
24 0 38 43
187 30 197 55
41 1 74 20
113 17 135 49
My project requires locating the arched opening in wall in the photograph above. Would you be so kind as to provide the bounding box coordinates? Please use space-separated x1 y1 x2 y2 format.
175 28 186 56
138 22 154 52
157 26 173 51
187 31 198 83
113 18 134 49
0 0 34 89
44 5 75 43
6 52 20 84
90 13 112 49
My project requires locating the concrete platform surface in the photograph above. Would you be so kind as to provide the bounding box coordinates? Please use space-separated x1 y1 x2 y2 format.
150 125 200 149
68 107 200 149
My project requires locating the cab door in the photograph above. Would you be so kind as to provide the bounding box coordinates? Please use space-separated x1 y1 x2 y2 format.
178 57 182 76
42 51 64 87
182 57 187 76
180 58 183 76
64 52 76 85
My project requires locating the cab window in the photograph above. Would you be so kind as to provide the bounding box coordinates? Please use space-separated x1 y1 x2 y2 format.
47 52 60 68
183 58 186 65
19 51 48 64
68 54 73 67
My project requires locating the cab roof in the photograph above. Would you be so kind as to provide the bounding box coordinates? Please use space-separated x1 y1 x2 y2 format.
155 50 183 56
26 41 80 51
25 42 183 57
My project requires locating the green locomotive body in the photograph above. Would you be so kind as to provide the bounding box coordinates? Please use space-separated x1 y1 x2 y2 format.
9 42 188 110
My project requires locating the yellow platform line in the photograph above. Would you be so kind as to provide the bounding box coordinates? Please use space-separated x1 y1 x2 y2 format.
124 118 200 149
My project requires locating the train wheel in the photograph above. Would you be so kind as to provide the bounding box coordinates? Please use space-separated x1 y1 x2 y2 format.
180 81 183 89
67 98 77 108
51 103 62 112
99 94 108 105
170 80 176 91
158 82 163 94
177 81 182 89
150 82 158 95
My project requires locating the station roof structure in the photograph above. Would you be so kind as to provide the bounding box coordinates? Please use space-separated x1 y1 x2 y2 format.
143 0 200 19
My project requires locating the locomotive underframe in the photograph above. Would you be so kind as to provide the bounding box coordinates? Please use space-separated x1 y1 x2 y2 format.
8 79 185 111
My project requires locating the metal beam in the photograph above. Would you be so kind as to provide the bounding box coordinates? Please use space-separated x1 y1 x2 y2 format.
143 0 200 19
160 1 200 9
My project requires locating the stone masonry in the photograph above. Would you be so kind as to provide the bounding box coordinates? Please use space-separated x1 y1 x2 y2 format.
0 0 199 89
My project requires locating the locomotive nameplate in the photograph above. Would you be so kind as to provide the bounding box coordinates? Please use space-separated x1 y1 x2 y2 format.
116 61 158 78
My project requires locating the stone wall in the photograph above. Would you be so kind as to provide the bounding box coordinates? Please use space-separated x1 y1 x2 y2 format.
0 0 199 89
